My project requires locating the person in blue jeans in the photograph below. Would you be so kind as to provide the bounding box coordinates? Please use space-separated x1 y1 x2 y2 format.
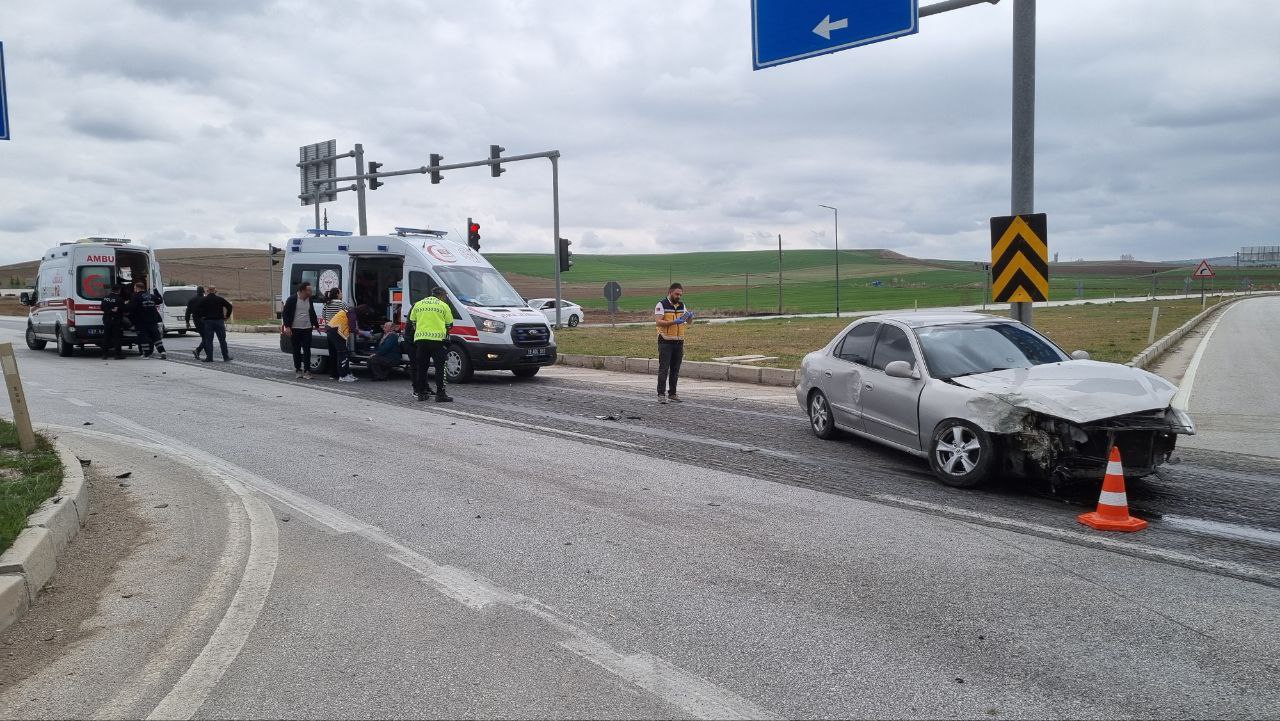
196 286 234 362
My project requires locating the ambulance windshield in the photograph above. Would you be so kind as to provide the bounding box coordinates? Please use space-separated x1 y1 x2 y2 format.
435 266 526 308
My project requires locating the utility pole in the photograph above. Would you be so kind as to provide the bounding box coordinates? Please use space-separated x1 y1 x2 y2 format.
1009 0 1035 326
353 143 369 235
777 234 783 315
745 272 750 315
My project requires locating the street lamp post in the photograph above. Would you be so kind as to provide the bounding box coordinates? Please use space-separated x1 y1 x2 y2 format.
819 205 840 317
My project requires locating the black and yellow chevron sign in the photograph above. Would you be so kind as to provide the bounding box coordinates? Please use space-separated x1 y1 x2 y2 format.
990 213 1049 303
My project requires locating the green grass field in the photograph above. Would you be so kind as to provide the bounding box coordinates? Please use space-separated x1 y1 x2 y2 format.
555 298 1219 368
0 422 63 554
489 250 1280 316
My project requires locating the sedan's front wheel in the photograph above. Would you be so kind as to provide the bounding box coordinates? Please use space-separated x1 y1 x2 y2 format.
929 419 996 488
809 390 837 440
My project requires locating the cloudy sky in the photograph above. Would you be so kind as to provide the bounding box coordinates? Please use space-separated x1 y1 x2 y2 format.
1 0 1276 265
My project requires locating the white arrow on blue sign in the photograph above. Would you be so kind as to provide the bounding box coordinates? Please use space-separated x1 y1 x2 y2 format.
0 42 9 141
752 0 919 70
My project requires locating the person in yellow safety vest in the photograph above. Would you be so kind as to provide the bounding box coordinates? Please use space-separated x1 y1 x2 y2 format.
654 282 694 404
409 286 455 403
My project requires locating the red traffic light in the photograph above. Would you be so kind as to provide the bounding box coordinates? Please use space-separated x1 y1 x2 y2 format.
469 223 480 233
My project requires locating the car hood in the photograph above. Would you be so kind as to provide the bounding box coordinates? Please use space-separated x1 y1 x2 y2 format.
950 360 1178 424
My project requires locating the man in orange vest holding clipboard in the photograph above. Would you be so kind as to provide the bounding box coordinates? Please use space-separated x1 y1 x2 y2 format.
655 282 694 404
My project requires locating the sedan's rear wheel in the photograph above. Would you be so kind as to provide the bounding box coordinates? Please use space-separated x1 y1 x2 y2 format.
929 419 995 488
809 390 837 440
568 314 580 327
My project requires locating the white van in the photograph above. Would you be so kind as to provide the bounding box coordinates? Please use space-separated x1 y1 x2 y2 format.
279 229 556 381
162 285 200 335
21 238 165 357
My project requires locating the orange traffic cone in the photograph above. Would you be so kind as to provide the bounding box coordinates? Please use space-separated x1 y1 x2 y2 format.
1078 447 1147 532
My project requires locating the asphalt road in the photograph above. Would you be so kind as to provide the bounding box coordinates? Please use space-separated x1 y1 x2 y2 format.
0 316 1277 719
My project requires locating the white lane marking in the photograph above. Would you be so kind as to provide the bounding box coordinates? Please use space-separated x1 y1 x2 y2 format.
1173 300 1242 411
75 415 279 721
432 407 644 449
74 418 772 719
42 388 65 395
1161 515 1280 548
874 494 1278 586
65 398 92 407
25 379 43 387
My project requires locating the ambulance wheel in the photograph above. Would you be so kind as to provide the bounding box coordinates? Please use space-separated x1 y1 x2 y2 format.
25 325 47 350
512 367 539 379
308 353 331 374
56 327 74 357
445 345 473 383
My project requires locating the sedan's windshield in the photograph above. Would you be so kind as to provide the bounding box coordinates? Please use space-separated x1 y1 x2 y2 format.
435 266 526 308
915 323 1068 380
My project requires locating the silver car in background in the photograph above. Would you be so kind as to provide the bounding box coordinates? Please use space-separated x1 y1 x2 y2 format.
796 312 1195 488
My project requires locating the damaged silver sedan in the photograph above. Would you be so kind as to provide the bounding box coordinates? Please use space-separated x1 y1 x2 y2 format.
796 312 1195 488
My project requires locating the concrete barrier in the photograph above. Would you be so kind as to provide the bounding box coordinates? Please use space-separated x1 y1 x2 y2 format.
601 356 626 371
0 437 89 632
681 361 731 381
0 575 28 630
728 364 763 384
760 367 798 387
625 357 654 374
0 527 57 605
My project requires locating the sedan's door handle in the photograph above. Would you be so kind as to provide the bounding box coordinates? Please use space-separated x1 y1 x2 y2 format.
824 371 832 377
864 382 874 391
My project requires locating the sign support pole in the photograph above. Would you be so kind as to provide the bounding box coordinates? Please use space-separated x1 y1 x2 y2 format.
777 234 784 315
552 155 563 330
0 343 36 452
1010 0 1035 326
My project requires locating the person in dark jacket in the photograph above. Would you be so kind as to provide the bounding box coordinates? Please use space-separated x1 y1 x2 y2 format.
128 282 167 359
185 286 207 359
281 281 319 379
197 286 234 362
367 321 403 381
100 284 126 360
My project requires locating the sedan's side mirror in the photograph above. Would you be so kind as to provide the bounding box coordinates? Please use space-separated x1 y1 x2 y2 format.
18 292 31 306
884 360 918 379
1071 350 1091 360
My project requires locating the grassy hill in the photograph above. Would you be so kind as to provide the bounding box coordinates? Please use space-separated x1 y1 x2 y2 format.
1 246 1274 321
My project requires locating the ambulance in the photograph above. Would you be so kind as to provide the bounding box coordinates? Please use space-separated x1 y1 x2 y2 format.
21 238 165 357
279 229 556 381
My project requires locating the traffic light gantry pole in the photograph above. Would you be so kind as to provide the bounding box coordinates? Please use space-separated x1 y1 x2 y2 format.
299 148 571 328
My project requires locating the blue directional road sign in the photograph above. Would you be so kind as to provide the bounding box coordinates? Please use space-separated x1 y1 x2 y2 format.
0 42 9 141
752 0 919 70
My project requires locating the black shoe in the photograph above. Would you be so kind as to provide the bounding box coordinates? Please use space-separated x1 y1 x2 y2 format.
416 393 429 402
193 349 201 359
435 394 454 403
223 356 233 362
202 358 212 363
114 355 125 360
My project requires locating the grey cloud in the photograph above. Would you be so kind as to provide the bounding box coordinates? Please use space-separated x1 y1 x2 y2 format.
66 113 172 142
234 218 290 234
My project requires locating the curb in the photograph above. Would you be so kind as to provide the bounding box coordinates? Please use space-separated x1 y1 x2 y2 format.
558 353 799 388
1126 293 1277 370
0 438 88 634
226 324 279 334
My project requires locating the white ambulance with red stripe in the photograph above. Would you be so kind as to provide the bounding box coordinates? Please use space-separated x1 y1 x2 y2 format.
279 229 556 381
21 238 165 357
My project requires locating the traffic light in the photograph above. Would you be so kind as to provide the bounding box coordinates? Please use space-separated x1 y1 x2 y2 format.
269 244 282 266
468 219 481 251
489 145 505 178
558 237 573 273
367 161 383 190
429 153 443 184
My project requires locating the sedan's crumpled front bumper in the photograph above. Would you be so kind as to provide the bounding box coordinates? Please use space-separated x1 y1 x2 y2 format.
1004 407 1194 480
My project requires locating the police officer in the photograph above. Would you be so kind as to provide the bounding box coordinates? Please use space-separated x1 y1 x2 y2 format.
100 284 126 360
128 281 167 359
408 287 454 403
